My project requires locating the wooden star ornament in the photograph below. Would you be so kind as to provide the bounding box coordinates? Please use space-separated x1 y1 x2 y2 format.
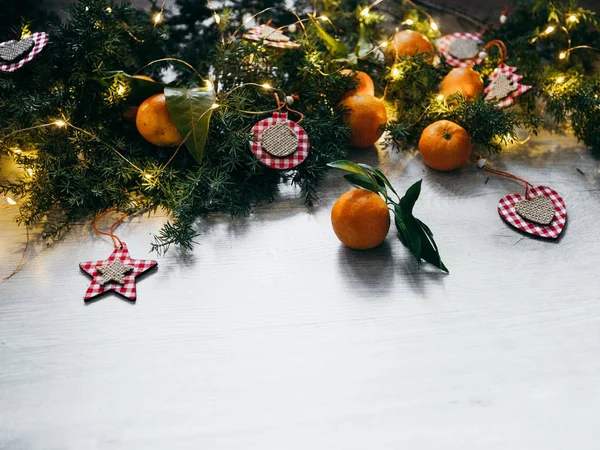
79 243 157 301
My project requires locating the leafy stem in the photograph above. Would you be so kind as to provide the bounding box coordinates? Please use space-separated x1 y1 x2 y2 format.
328 160 448 273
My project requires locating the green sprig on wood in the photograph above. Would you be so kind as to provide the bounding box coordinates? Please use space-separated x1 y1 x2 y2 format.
328 160 448 273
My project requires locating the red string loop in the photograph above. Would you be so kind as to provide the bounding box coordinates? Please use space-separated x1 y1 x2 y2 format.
93 208 128 248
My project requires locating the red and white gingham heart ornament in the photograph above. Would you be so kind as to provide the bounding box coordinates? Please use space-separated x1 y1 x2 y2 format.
0 32 49 73
250 111 310 169
498 185 567 239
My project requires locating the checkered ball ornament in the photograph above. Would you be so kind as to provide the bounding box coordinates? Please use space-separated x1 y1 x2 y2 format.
79 243 157 301
498 185 567 239
250 112 310 170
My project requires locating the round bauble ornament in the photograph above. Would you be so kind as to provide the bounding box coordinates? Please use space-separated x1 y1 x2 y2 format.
340 93 387 149
440 67 484 100
418 120 472 171
136 93 183 147
340 69 375 97
386 30 434 63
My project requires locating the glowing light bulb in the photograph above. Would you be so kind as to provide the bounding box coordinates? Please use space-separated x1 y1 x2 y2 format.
261 83 272 89
205 80 213 90
106 6 112 13
22 33 31 39
556 76 565 84
544 26 555 35
360 8 370 17
319 15 330 22
26 168 34 176
153 12 162 24
144 172 153 180
54 120 66 127
379 41 388 48
12 147 22 154
116 85 126 96
6 197 16 205
430 21 438 31
214 14 221 25
559 51 567 59
211 103 220 109
391 67 400 78
404 19 414 25
437 94 444 101
568 15 578 23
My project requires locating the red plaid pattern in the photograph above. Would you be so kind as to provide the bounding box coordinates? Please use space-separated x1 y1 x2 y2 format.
437 32 483 68
243 25 301 49
79 243 158 301
250 112 310 170
0 32 49 73
485 63 532 108
498 185 567 239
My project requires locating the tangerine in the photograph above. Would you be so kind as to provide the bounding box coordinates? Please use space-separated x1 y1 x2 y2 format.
331 188 391 250
136 93 183 147
418 120 472 171
340 93 388 148
440 67 484 100
123 75 157 120
387 30 434 62
340 69 375 96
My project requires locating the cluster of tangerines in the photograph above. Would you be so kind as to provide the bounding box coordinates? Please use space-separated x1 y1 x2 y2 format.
332 30 484 252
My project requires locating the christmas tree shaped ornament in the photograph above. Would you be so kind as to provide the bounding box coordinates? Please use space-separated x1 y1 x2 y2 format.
437 32 484 67
475 155 567 239
79 209 157 301
483 41 532 107
250 95 310 169
243 24 301 49
0 32 49 72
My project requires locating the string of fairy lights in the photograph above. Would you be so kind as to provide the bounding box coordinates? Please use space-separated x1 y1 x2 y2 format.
2 0 599 210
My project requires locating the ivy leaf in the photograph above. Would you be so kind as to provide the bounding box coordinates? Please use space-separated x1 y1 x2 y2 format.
310 15 348 58
344 173 378 192
165 86 216 164
95 71 167 105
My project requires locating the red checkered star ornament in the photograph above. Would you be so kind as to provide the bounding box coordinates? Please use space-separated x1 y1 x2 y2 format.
250 112 310 169
79 243 157 301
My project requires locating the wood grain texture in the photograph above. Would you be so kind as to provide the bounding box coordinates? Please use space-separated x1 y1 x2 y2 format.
1 131 600 449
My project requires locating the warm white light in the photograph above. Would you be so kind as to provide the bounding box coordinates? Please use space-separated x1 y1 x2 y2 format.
360 8 370 17
153 12 162 24
54 120 66 127
106 7 112 13
544 26 555 35
205 80 213 90
116 85 126 96
211 103 220 109
214 14 221 25
437 94 444 101
430 21 438 31
319 15 330 22
379 41 388 48
261 83 272 89
12 147 22 154
6 197 16 205
391 67 400 78
559 51 567 59
144 172 153 180
556 76 565 84
22 33 31 39
404 19 414 25
26 168 34 176
568 15 578 23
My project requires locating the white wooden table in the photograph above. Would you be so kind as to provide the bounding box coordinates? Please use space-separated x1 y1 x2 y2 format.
1 131 600 449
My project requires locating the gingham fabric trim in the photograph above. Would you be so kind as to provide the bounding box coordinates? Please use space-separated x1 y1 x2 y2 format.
498 185 567 239
437 32 483 68
485 63 532 108
243 25 301 49
79 243 158 301
250 112 310 170
0 32 48 73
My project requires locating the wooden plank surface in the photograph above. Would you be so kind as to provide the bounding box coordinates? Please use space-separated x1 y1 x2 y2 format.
1 131 600 449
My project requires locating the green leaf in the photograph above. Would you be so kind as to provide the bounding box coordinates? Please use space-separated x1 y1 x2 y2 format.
344 173 378 192
311 16 349 58
164 86 216 164
328 160 368 175
394 207 421 262
416 219 449 273
95 71 167 105
399 179 422 216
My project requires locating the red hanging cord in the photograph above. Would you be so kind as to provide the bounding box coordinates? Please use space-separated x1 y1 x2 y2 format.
474 153 533 196
93 208 128 249
483 40 508 65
